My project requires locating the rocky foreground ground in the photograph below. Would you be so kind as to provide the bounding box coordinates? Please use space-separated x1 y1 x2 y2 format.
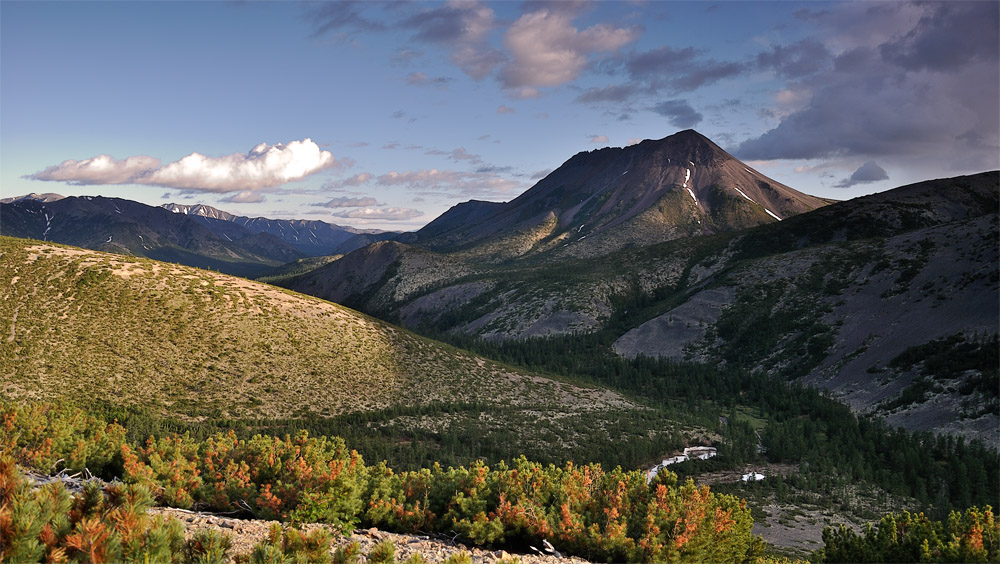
152 506 591 564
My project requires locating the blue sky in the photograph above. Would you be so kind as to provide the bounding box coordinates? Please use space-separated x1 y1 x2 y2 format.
2 1 997 230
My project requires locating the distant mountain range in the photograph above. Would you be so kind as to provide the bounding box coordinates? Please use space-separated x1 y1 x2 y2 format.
161 203 398 256
0 196 399 276
0 192 66 204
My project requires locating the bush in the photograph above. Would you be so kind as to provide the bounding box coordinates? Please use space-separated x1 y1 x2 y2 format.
0 455 188 563
364 456 760 563
245 523 332 564
2 402 764 563
817 507 999 563
0 402 127 476
185 529 233 564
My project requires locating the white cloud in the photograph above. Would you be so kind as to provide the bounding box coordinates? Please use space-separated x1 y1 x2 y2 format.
590 135 609 144
449 147 479 162
313 196 379 208
405 0 506 80
627 138 643 146
375 168 521 198
28 155 161 185
220 191 266 204
405 72 451 87
330 207 424 220
326 172 374 189
27 139 336 193
497 105 516 114
500 9 640 90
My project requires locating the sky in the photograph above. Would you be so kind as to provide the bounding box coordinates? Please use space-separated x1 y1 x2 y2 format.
2 1 997 231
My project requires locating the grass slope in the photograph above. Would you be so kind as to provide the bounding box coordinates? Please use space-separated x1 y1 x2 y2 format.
0 237 665 460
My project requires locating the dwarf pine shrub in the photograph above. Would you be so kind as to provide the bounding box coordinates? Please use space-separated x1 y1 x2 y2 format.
2 402 768 563
0 455 188 563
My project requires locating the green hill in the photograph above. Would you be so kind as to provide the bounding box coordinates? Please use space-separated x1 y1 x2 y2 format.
0 236 687 467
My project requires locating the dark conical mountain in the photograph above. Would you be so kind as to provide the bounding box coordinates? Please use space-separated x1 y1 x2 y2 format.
414 129 830 262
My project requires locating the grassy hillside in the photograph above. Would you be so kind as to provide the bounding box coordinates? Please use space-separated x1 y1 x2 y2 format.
0 236 693 469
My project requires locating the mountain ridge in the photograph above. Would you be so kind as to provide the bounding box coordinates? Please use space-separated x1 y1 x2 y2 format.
161 202 401 256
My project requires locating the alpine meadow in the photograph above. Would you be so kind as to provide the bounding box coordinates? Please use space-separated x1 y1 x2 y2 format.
1 1 998 563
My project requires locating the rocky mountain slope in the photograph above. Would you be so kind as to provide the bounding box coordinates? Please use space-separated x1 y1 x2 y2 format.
282 171 999 445
0 236 678 462
613 172 1000 445
410 129 829 262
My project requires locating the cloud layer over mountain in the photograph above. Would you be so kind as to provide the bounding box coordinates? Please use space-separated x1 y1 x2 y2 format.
28 139 336 194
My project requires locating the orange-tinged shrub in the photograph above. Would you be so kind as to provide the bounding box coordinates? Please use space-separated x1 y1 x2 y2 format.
2 402 763 563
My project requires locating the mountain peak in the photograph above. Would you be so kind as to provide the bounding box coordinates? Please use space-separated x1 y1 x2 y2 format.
662 128 709 141
162 203 235 221
415 130 828 261
637 129 729 166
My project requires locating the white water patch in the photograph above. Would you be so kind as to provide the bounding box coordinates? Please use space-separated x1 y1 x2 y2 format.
765 208 782 221
106 235 112 243
646 447 717 483
224 233 232 241
620 170 628 176
683 168 698 203
733 187 755 203
42 212 53 240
